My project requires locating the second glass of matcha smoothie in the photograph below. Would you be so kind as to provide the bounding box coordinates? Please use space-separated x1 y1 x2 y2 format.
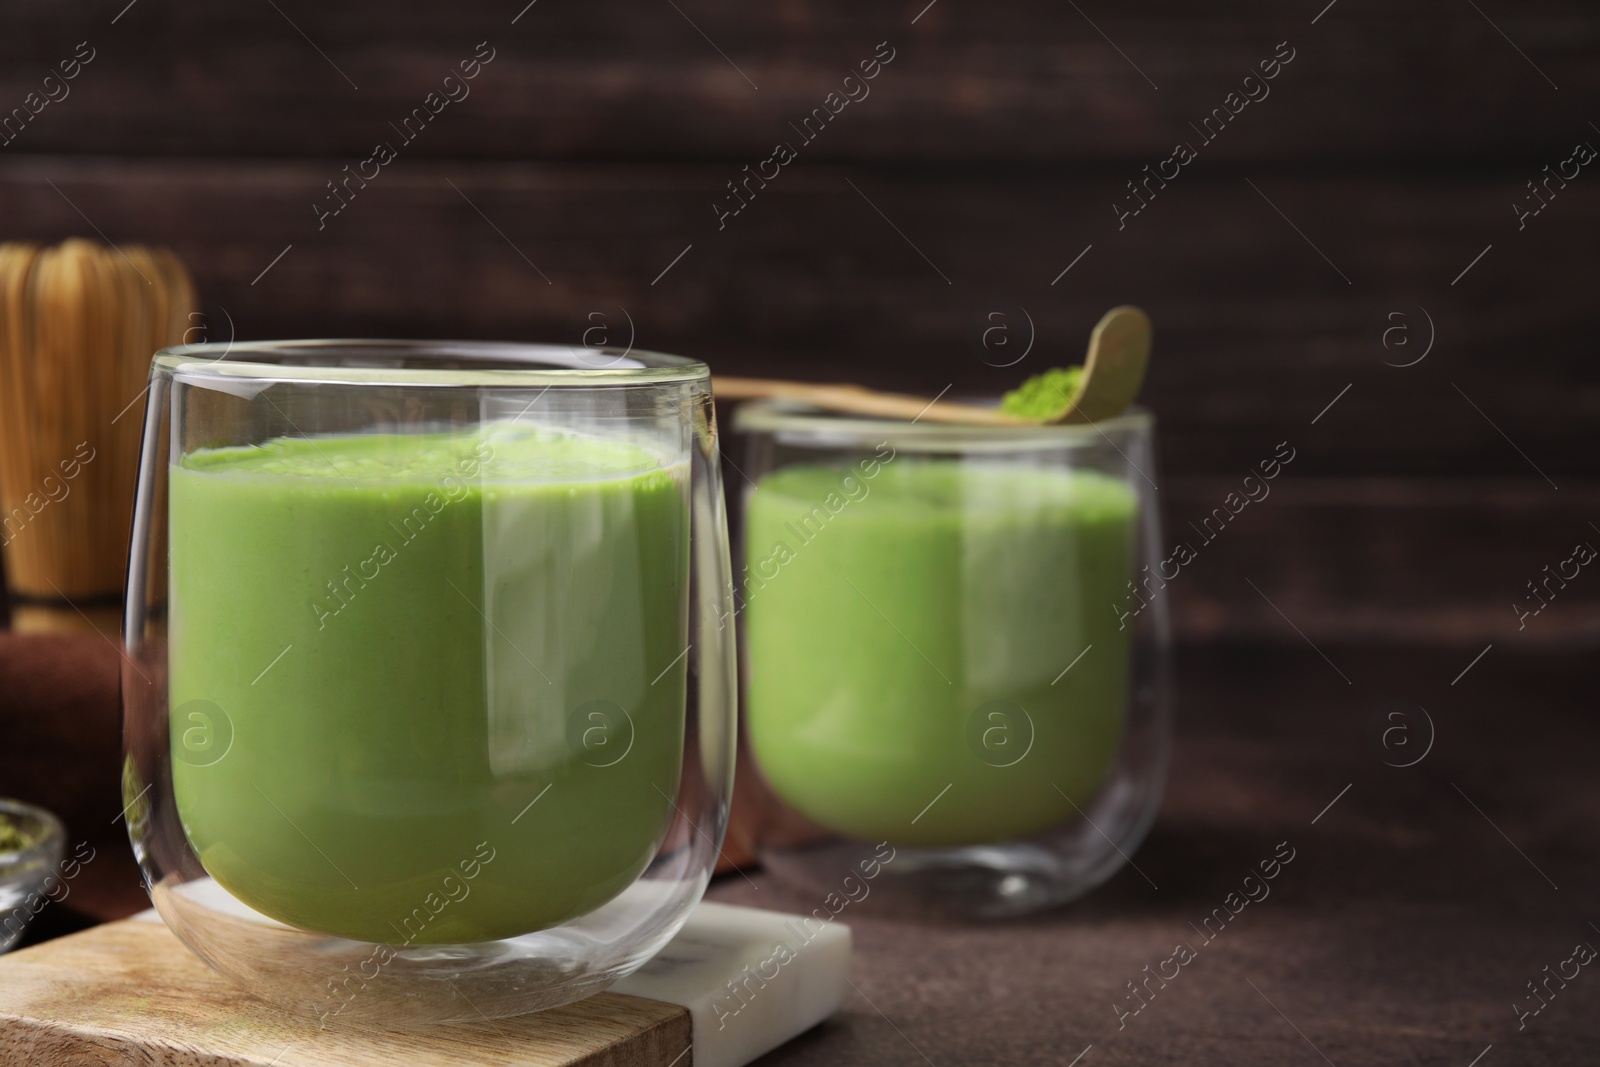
733 402 1170 917
121 341 736 1022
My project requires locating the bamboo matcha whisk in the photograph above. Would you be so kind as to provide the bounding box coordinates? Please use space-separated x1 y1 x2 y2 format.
0 238 196 635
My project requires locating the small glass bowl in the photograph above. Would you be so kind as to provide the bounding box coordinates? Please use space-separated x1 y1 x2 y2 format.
0 799 67 954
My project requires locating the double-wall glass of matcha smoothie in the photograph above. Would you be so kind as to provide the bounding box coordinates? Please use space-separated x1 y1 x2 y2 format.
121 341 736 1022
734 402 1170 917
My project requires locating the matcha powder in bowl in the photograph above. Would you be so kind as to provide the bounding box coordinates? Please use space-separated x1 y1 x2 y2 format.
0 816 35 852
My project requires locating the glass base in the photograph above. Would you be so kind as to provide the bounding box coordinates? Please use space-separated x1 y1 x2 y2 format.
152 875 699 1024
756 772 1162 920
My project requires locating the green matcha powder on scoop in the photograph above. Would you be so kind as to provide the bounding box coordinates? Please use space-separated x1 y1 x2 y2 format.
999 365 1084 422
0 814 35 852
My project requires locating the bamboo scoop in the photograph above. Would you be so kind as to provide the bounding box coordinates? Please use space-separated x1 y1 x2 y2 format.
712 305 1152 427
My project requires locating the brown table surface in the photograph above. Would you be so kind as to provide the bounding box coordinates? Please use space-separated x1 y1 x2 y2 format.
706 642 1597 1066
4 635 1594 1064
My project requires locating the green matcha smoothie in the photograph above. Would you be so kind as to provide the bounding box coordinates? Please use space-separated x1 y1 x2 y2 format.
744 459 1136 848
168 424 688 943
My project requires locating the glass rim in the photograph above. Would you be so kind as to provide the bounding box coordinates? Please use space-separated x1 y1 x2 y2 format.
152 339 709 387
732 399 1153 447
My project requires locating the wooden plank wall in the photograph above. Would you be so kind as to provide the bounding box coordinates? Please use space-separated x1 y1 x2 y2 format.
1 0 1594 646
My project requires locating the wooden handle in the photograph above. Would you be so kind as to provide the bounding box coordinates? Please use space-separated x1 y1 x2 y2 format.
710 376 1029 427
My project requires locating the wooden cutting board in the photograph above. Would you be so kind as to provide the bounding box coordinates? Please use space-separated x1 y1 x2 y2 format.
0 904 850 1066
